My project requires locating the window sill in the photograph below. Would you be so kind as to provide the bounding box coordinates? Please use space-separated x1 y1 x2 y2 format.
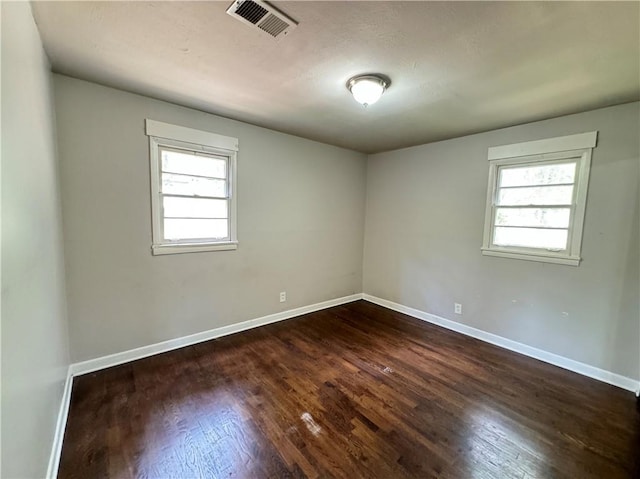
481 247 580 266
152 241 238 255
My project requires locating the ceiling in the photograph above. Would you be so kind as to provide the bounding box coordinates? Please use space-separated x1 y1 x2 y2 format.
32 1 639 154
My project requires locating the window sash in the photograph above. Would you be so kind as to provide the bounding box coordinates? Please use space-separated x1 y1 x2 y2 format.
157 149 232 244
490 159 578 252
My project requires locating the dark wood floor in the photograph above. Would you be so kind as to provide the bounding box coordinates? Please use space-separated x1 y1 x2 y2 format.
59 300 639 479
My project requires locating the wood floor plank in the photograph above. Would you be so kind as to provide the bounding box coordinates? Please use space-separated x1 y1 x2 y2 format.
58 300 640 478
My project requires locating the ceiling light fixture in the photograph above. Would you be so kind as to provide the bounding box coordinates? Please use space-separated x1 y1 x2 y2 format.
347 74 390 107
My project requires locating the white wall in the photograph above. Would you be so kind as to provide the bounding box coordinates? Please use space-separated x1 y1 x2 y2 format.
364 102 639 381
53 75 367 362
1 3 71 477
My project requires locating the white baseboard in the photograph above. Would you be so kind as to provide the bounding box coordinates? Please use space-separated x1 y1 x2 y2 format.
70 293 363 377
363 294 640 393
46 367 73 479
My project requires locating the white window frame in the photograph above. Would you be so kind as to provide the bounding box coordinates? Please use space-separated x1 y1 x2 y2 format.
481 131 597 266
146 119 238 255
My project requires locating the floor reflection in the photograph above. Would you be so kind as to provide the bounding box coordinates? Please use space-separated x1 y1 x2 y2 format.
459 405 550 478
136 389 260 478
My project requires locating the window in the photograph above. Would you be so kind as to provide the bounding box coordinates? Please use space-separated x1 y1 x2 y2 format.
482 132 597 266
146 119 238 255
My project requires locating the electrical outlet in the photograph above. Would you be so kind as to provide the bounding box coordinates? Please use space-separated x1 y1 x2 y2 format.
279 291 286 303
454 303 462 315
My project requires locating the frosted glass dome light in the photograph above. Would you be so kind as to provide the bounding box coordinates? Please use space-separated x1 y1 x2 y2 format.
347 74 390 107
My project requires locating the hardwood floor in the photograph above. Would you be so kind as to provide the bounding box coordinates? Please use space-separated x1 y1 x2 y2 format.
58 300 639 478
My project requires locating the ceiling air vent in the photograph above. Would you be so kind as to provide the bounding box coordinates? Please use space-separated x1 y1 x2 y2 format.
226 0 297 39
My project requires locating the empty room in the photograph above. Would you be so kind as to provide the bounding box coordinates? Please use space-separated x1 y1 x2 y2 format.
2 1 639 478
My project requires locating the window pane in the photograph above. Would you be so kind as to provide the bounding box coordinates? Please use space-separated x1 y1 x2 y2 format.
163 197 227 219
493 227 568 250
499 162 576 187
162 173 226 197
164 219 228 240
495 207 570 228
497 185 573 206
161 149 226 178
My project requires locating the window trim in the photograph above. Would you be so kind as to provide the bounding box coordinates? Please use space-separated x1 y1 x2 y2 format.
146 119 238 255
481 132 597 266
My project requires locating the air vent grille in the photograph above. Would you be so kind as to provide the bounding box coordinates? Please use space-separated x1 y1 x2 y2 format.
227 0 297 39
258 14 289 37
235 0 267 24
